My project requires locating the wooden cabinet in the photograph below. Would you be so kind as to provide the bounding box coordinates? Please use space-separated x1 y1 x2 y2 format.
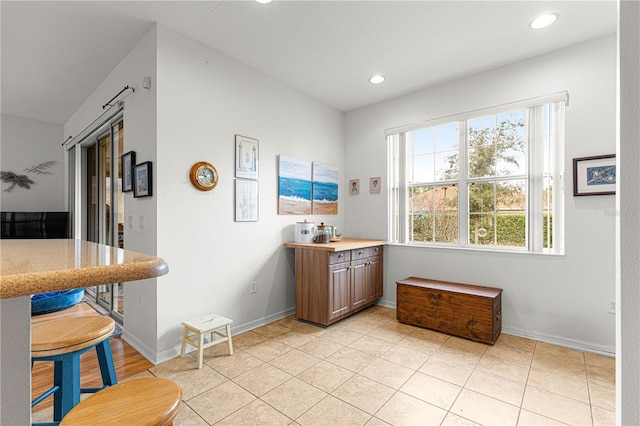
286 239 385 327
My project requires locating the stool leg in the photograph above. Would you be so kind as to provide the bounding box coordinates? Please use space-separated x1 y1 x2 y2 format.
53 353 81 421
226 324 233 355
94 339 118 388
180 327 189 358
197 332 205 369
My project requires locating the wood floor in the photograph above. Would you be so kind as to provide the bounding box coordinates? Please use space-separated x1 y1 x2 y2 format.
31 301 153 413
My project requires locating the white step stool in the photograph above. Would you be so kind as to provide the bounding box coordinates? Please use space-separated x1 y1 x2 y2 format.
180 313 233 369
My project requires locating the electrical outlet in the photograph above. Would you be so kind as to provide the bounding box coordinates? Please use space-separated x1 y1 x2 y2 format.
608 299 615 314
138 216 144 229
138 295 144 309
250 281 257 294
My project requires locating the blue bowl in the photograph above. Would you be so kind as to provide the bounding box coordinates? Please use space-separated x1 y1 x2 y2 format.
31 288 85 315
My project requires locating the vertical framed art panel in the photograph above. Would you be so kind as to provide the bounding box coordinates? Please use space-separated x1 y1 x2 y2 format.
121 151 135 192
278 155 312 215
235 179 259 222
235 135 259 180
133 161 152 198
312 162 338 214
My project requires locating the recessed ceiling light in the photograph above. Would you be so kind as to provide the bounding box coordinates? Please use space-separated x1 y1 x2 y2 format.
530 13 559 30
369 74 386 84
255 0 272 3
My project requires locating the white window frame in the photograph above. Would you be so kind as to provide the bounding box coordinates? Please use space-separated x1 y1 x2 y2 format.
388 93 566 254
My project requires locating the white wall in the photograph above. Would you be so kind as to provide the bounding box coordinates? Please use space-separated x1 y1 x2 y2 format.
154 26 344 361
345 35 617 354
0 114 64 211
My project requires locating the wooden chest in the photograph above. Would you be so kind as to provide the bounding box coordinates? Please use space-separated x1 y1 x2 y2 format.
396 277 502 344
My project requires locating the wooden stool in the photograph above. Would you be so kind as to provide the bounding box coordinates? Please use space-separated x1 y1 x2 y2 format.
60 377 182 426
31 316 117 423
180 313 233 368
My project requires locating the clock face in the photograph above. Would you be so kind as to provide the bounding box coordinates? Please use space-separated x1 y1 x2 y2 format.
190 162 218 191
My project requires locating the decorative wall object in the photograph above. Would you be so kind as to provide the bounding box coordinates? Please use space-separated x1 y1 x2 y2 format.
349 179 360 195
312 162 338 214
121 151 136 192
235 135 259 180
1 161 58 192
278 155 312 215
370 177 381 193
133 161 153 198
235 179 259 222
573 154 616 196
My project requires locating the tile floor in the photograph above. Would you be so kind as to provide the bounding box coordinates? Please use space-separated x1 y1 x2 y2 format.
35 306 616 425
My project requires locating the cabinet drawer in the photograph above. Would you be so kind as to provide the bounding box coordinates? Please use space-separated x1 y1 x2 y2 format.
351 248 369 260
368 245 383 257
329 251 350 264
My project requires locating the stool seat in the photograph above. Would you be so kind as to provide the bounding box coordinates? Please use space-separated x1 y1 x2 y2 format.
180 313 233 369
60 378 182 426
32 316 115 357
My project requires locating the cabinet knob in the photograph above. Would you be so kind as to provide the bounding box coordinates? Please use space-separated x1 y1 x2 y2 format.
338 254 343 258
358 250 363 255
374 248 379 252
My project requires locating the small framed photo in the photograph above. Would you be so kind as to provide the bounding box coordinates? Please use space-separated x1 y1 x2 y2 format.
235 179 259 222
349 179 360 195
235 135 259 180
121 151 136 192
370 177 381 193
133 161 153 198
573 154 616 196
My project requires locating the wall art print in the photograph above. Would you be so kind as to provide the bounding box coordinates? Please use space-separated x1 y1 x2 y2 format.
235 135 259 180
573 154 616 196
278 155 312 215
312 161 339 215
1 161 58 192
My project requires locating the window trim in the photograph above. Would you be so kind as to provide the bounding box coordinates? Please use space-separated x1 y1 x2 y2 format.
387 92 566 254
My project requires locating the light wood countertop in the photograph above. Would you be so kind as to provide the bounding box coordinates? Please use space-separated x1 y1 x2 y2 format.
0 239 169 299
284 238 387 252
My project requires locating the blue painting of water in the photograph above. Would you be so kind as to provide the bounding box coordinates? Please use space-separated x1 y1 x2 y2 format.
313 181 339 202
587 165 616 186
279 177 311 201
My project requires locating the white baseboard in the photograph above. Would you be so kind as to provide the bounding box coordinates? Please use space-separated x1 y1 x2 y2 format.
121 330 160 364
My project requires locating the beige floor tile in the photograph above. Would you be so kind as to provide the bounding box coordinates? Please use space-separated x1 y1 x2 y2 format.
186 380 256 424
450 389 520 426
253 323 293 339
476 353 531 383
365 416 392 426
349 335 394 357
396 334 446 355
340 315 389 334
376 391 447 426
232 330 269 350
297 337 344 359
285 320 329 337
521 385 592 425
465 369 525 406
494 333 537 352
244 339 293 362
172 403 209 426
419 355 475 386
535 342 586 363
585 352 615 369
261 378 327 420
206 349 264 379
269 348 321 376
297 360 354 392
484 343 534 367
216 399 292 425
360 357 415 389
441 412 481 425
589 382 616 411
531 352 587 382
326 346 376 372
322 328 365 346
380 344 430 370
592 405 616 426
297 394 371 426
332 374 396 415
367 321 414 344
233 363 292 396
433 337 487 366
587 363 616 390
274 330 318 348
527 367 589 403
149 357 227 400
400 371 462 410
516 409 565 425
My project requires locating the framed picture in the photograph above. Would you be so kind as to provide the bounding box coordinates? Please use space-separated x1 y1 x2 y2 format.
312 162 339 215
235 135 259 180
121 151 136 192
133 161 153 198
370 177 381 193
235 179 259 222
349 179 360 195
278 155 311 215
573 154 616 196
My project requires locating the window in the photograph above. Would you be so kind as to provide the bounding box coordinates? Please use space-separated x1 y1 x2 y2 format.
388 95 565 254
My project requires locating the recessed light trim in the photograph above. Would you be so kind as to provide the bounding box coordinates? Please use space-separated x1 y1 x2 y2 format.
530 13 559 30
369 74 386 84
255 0 272 4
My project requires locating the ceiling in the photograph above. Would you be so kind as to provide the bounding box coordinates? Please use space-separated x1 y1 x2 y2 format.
1 1 617 125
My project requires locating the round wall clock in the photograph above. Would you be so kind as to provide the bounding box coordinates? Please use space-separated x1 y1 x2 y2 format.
189 162 218 191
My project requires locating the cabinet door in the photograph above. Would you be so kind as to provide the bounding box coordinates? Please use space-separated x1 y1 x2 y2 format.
329 262 350 320
366 255 384 303
350 258 368 310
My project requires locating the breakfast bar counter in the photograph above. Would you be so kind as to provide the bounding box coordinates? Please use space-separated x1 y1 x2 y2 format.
0 239 169 425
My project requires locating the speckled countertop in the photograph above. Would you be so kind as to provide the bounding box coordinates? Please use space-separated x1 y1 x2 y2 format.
0 239 169 299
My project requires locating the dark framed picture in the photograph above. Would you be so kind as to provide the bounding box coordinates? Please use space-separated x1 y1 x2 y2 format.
121 151 136 192
133 161 153 198
573 154 616 196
